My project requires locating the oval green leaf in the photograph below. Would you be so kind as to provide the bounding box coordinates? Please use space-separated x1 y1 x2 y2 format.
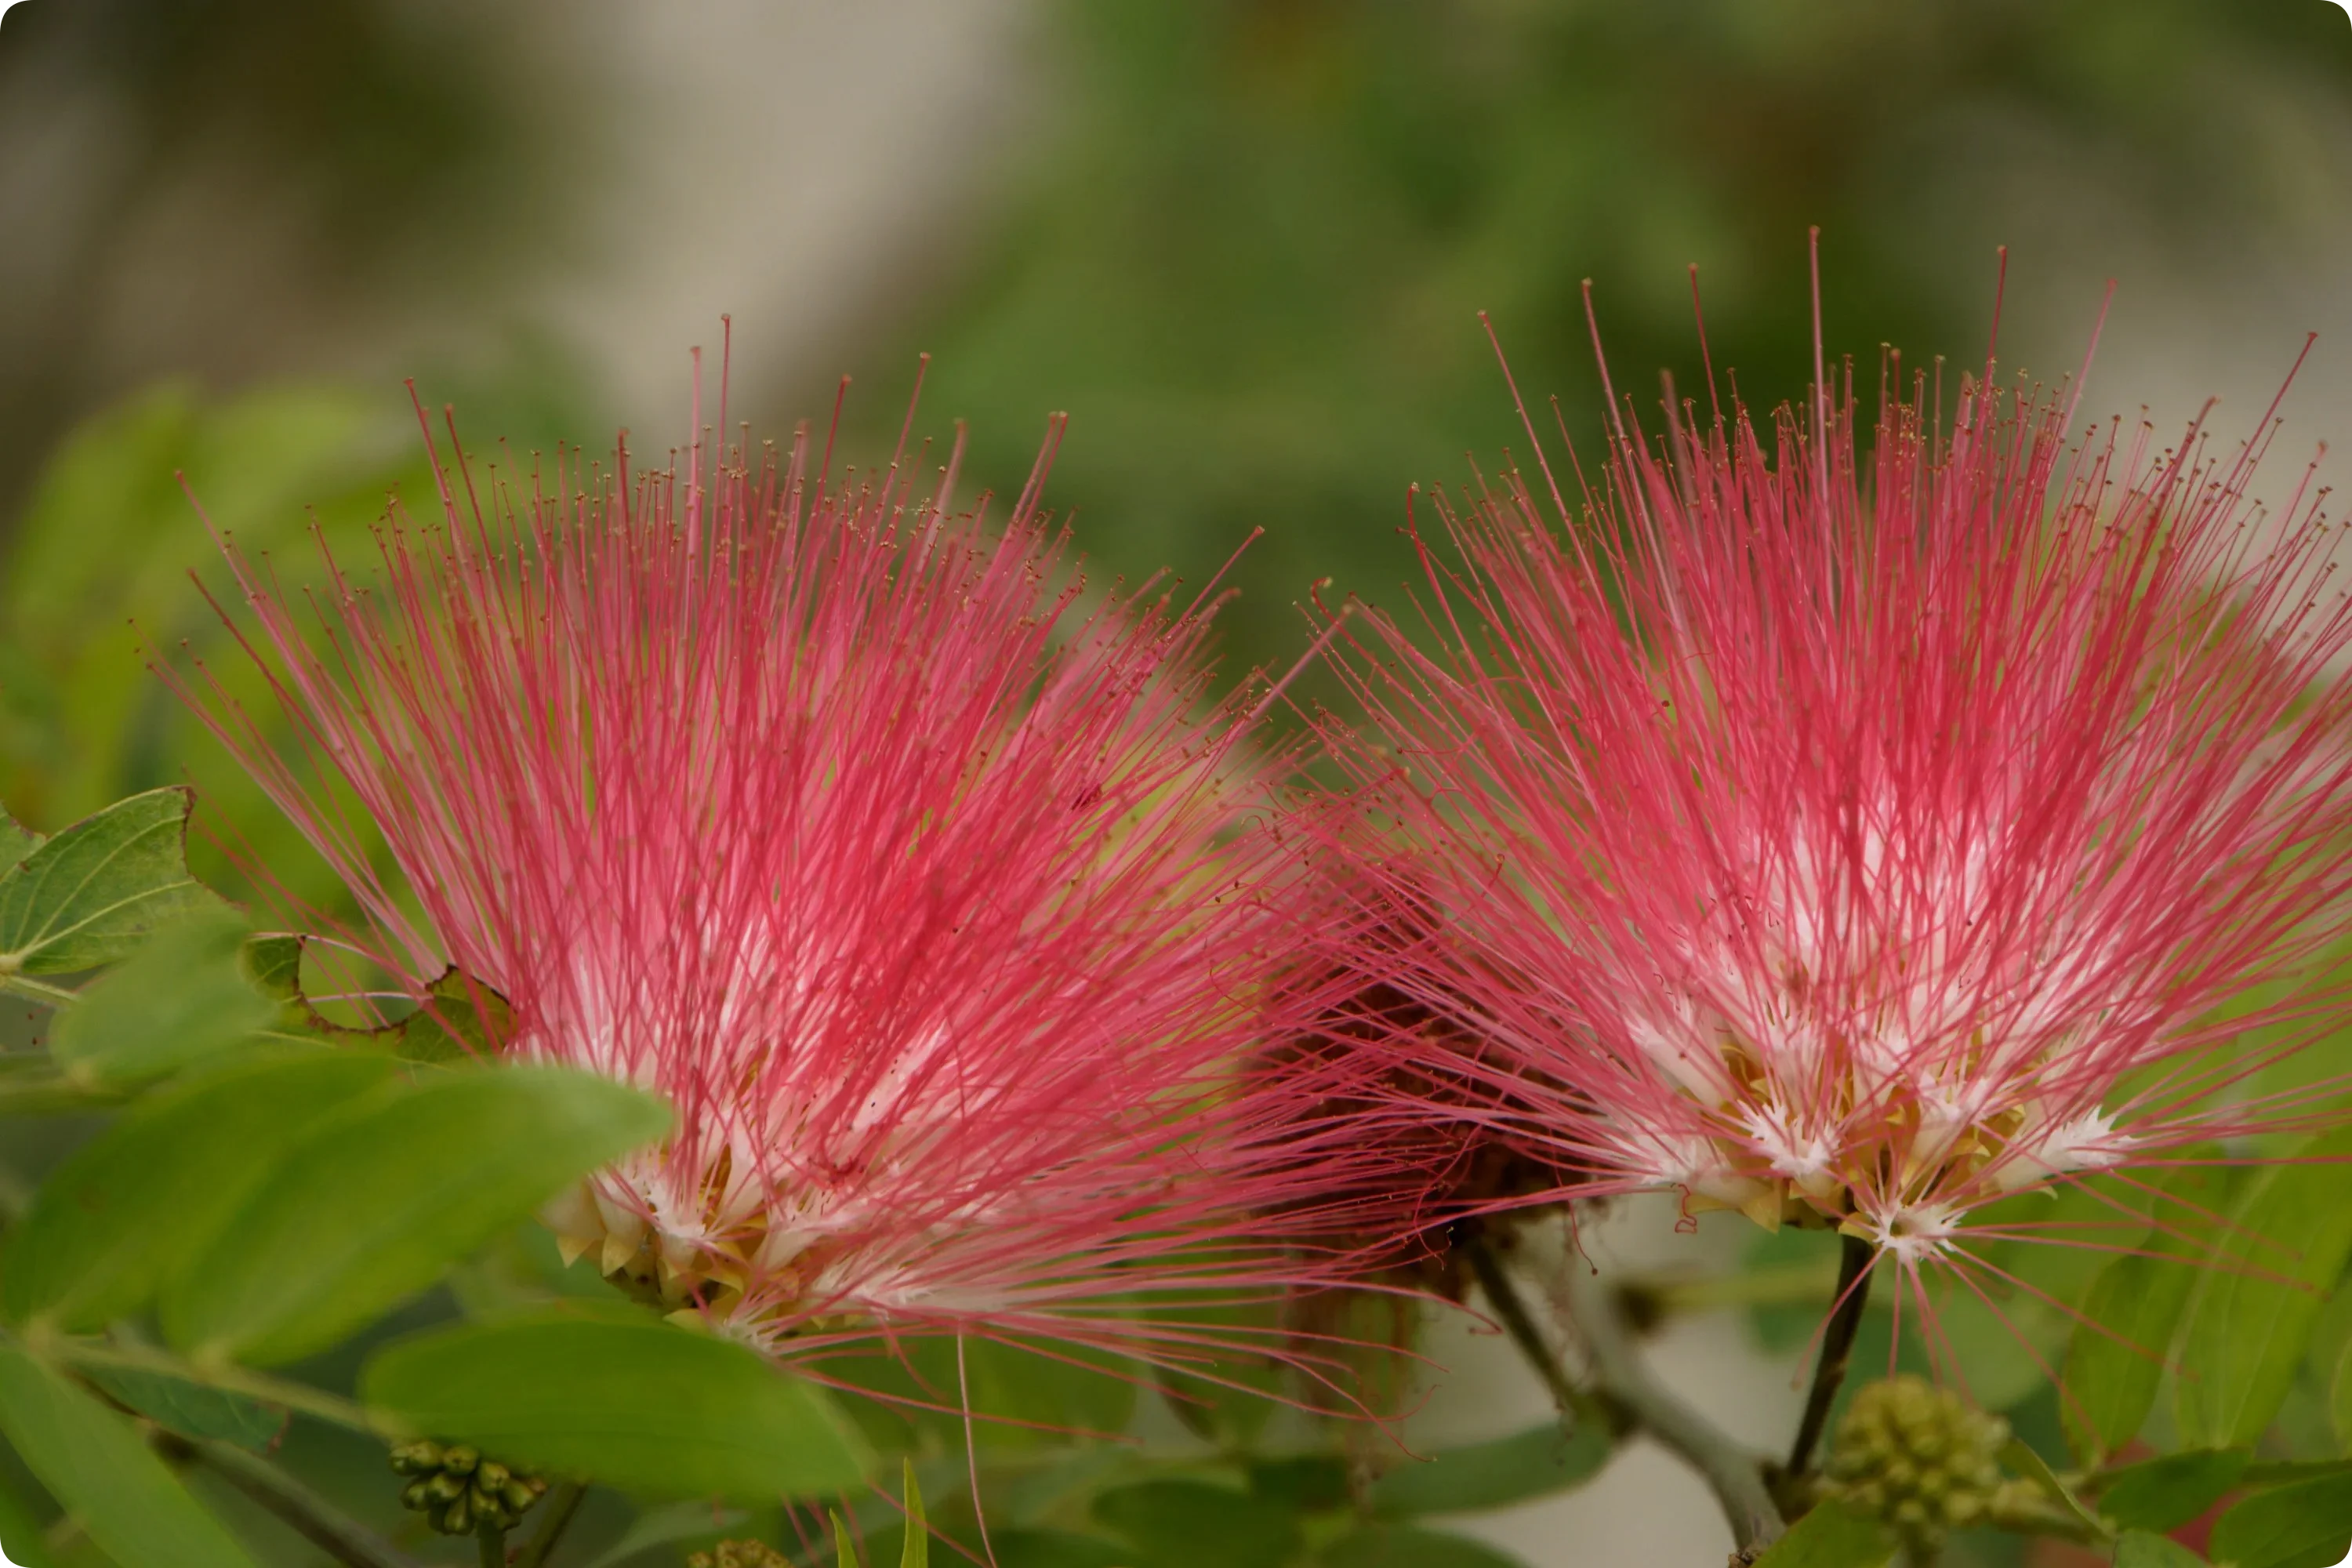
0 787 220 976
2062 1161 2239 1465
1092 1480 1301 1568
2176 1131 2352 1450
361 1312 869 1500
3 1047 398 1330
74 1361 286 1454
1751 1499 1896 1568
2114 1530 2209 1567
162 1064 670 1365
827 1335 1139 1453
2096 1448 2249 1534
2209 1471 2352 1568
0 1344 260 1568
48 909 275 1087
1370 1417 1612 1517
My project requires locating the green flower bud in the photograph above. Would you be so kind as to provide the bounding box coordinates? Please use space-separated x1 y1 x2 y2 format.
389 1439 443 1475
387 1439 550 1534
1824 1376 2009 1559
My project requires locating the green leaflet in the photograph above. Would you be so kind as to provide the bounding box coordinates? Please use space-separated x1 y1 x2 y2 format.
2 1047 397 1330
48 909 275 1088
2063 1160 2238 1464
162 1065 669 1365
361 1311 871 1501
0 1344 260 1568
2176 1131 2352 1451
0 788 221 977
2095 1449 2250 1534
1368 1416 1613 1517
2209 1471 2352 1568
1751 1501 1896 1568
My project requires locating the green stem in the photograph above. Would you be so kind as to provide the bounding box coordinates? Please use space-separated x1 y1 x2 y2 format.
1784 1233 1875 1486
513 1482 586 1568
1558 1254 1787 1558
478 1523 507 1567
2 971 82 1010
47 1335 376 1434
151 1430 419 1568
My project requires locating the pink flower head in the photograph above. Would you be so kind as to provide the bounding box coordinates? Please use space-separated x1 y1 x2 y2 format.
173 361 1382 1361
1302 263 2352 1290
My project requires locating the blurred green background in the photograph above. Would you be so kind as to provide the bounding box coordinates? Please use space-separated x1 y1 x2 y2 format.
5 0 2352 842
1 2 2349 1563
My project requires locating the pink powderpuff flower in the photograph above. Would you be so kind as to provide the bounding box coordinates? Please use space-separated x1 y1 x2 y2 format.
1297 256 2352 1312
169 359 1388 1367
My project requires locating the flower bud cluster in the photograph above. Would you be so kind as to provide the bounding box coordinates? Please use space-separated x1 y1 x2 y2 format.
686 1544 792 1568
1824 1376 2007 1555
387 1439 548 1536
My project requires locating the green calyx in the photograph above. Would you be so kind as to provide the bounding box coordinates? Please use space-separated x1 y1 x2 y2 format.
1822 1375 2009 1555
387 1438 549 1537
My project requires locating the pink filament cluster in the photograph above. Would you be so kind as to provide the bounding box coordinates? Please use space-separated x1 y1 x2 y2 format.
1301 296 2352 1285
176 379 1382 1359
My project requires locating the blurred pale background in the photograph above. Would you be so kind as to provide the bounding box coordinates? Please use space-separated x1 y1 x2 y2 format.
2 2 2350 1563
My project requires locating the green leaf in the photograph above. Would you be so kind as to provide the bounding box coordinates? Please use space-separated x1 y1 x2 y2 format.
901 1460 927 1568
393 967 514 1063
1369 1417 1613 1517
48 909 274 1087
0 804 47 880
76 1360 286 1453
2063 1160 2239 1464
1751 1499 1896 1568
238 933 302 1003
0 1467 56 1568
361 1310 870 1500
827 1335 1139 1453
0 1343 260 1568
162 1064 670 1365
2331 1330 2352 1456
2096 1448 2250 1534
2177 1131 2352 1450
0 788 220 977
2002 1436 2110 1541
1249 1454 1352 1510
1146 1290 1285 1447
1317 1524 1528 1567
1091 1479 1301 1568
2114 1530 2210 1567
2209 1470 2352 1568
3 1047 399 1330
2244 1460 2352 1489
243 936 515 1064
